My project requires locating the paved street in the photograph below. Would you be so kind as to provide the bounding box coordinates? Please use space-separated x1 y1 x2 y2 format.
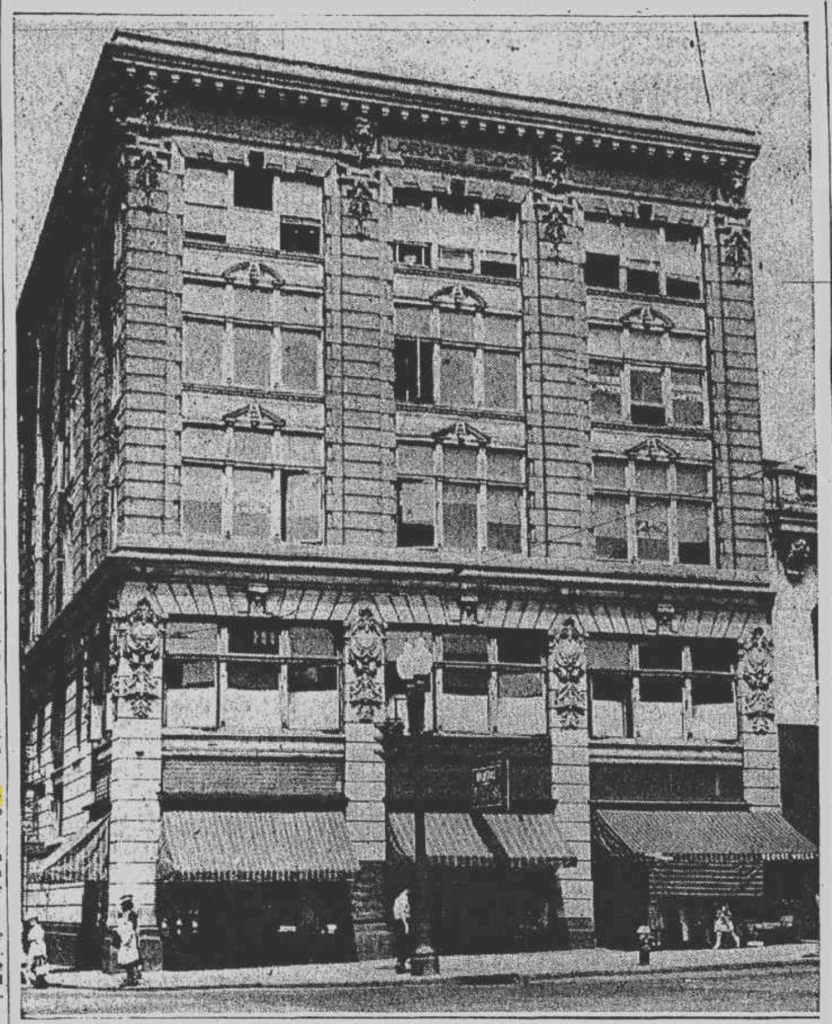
22 962 819 1017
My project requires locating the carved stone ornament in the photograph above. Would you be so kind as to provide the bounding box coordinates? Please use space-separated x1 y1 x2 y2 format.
432 420 491 447
717 219 751 272
341 170 380 235
717 164 749 209
620 306 675 333
345 115 380 168
222 260 285 290
429 283 486 312
784 537 813 582
653 602 678 634
549 617 587 729
247 584 270 616
737 626 774 734
111 598 163 719
131 146 164 207
535 142 571 256
346 605 386 723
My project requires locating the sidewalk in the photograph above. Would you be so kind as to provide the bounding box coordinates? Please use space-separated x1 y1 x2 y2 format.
47 941 819 991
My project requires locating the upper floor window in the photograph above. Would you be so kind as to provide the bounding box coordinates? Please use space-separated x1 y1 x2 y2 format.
184 159 322 255
163 619 341 734
592 454 712 566
588 326 706 429
588 637 737 743
390 189 519 280
181 423 323 544
584 217 702 301
394 304 522 412
396 440 525 553
385 628 546 736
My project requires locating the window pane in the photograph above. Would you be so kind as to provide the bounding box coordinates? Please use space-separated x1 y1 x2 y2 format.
496 667 545 734
182 465 223 535
397 444 434 476
283 330 320 392
671 369 704 425
234 326 271 387
484 316 519 347
441 348 475 406
631 368 663 404
594 458 626 489
398 480 435 546
164 659 216 729
639 639 682 670
280 219 320 255
588 637 630 670
497 632 543 664
182 427 226 461
232 431 272 464
627 268 660 295
690 640 734 673
584 219 620 254
480 252 517 278
225 662 280 733
166 621 218 656
395 306 433 337
184 283 225 317
284 434 324 467
444 447 478 479
593 495 628 559
438 247 474 272
488 451 523 484
590 360 622 420
234 167 273 210
483 351 519 409
284 472 321 542
440 311 475 343
443 483 478 550
443 666 488 695
281 178 322 220
638 679 684 741
588 327 622 358
444 632 488 661
487 487 522 552
228 621 280 653
585 253 620 289
677 501 710 565
235 287 270 322
635 462 668 493
677 464 709 495
636 497 669 560
395 338 433 404
185 165 226 206
666 335 703 364
183 321 224 382
690 679 737 741
591 676 631 738
233 468 272 538
282 292 321 326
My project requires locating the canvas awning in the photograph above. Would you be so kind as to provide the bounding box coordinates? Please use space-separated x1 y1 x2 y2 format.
388 813 494 867
483 813 577 868
158 810 358 882
594 809 818 865
30 816 109 884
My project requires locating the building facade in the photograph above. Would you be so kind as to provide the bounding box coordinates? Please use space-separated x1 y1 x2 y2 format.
18 32 817 970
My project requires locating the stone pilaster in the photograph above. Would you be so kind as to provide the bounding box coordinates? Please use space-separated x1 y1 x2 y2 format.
343 603 392 958
548 617 595 947
107 595 164 969
738 624 781 809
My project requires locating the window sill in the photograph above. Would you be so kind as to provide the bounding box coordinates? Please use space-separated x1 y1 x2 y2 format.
183 237 324 264
182 382 324 402
586 286 704 307
393 264 520 286
397 402 524 421
591 555 714 570
591 420 711 437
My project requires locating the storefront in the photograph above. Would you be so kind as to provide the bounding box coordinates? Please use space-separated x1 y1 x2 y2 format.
387 811 576 954
157 809 357 969
592 808 818 949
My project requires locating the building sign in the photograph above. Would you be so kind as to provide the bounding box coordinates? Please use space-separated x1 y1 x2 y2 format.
385 136 529 174
471 761 509 811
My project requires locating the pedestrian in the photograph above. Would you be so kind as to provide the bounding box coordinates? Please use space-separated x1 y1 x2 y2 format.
25 915 50 988
636 924 652 966
392 887 411 974
712 904 739 950
114 895 142 986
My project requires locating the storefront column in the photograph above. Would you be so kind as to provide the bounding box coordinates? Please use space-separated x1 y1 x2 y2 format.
548 617 595 947
343 604 393 959
738 626 782 809
107 596 164 970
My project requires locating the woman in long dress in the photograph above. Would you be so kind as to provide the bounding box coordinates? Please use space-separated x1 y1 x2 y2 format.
115 896 141 986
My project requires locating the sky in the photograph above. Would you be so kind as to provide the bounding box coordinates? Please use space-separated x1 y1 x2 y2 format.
11 9 820 468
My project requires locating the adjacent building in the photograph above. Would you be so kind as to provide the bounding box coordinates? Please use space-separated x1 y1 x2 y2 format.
18 31 817 971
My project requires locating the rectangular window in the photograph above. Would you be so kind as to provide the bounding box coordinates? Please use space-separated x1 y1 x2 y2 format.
225 661 280 732
593 494 628 559
182 426 226 462
635 497 670 561
234 161 273 211
677 501 710 565
182 465 223 536
287 627 339 732
234 326 271 388
444 446 478 480
585 253 620 289
594 457 626 490
184 283 226 318
626 267 661 295
397 479 435 547
494 632 545 735
483 316 519 347
487 488 522 553
479 251 517 278
483 351 519 410
282 330 320 392
395 338 434 404
393 188 432 210
232 430 272 464
233 468 272 539
283 472 321 542
666 277 701 300
394 242 431 267
440 311 475 344
282 292 321 326
630 367 666 426
441 632 489 733
443 483 479 550
441 348 475 407
670 369 705 426
438 246 474 272
183 321 224 383
235 287 270 322
280 218 320 255
590 360 622 421
163 658 217 729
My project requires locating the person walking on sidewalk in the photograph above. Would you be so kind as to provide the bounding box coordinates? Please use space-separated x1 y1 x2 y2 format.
24 916 50 988
115 895 142 986
392 888 412 974
712 904 739 950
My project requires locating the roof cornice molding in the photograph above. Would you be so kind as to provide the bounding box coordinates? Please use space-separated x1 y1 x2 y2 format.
105 32 760 168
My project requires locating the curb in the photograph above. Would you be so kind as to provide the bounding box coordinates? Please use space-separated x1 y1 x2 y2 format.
45 954 818 993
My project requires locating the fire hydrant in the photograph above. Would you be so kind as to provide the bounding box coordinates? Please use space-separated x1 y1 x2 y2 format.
636 924 652 966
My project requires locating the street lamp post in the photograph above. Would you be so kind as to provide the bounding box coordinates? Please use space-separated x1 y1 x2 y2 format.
396 637 440 977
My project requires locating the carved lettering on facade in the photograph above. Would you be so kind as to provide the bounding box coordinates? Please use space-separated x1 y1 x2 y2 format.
737 626 774 734
346 605 386 723
111 598 163 719
549 617 587 729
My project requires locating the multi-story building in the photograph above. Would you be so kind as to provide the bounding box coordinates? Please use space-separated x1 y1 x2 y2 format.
18 31 817 970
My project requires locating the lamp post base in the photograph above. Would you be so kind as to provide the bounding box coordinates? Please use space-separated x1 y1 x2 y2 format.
410 942 440 977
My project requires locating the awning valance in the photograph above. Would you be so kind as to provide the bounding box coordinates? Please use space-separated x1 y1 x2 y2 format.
158 810 358 882
388 813 493 868
594 809 818 865
651 861 764 898
483 813 577 868
30 817 109 884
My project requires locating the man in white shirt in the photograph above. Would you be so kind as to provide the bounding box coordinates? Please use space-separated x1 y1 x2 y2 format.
392 888 411 973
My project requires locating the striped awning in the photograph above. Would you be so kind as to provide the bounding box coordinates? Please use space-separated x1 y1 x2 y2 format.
651 861 764 898
158 810 358 882
483 813 577 868
594 809 818 865
31 817 109 884
388 813 494 867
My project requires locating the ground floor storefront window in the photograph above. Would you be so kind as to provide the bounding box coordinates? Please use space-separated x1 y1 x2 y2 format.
157 882 352 969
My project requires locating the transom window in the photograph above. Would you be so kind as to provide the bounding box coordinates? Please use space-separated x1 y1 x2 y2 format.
394 304 522 411
397 441 526 553
391 190 518 279
182 282 322 394
592 455 712 565
163 620 341 734
184 158 322 254
181 423 323 543
589 637 737 743
584 217 702 300
589 326 706 428
384 629 547 736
